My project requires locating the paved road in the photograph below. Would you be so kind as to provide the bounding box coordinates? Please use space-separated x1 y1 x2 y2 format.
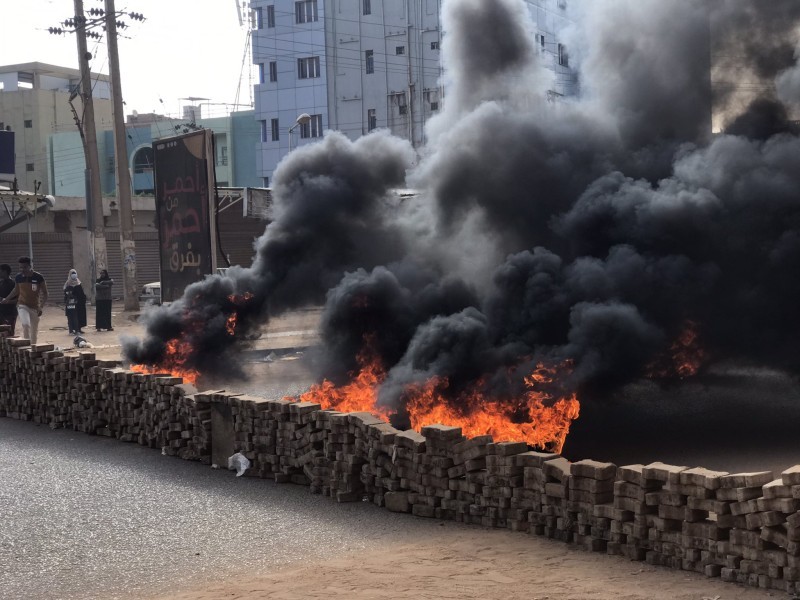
0 418 444 600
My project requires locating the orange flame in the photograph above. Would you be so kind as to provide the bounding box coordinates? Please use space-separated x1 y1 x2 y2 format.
226 292 255 336
288 336 396 420
287 333 580 452
225 314 237 336
131 338 200 385
646 319 707 379
405 362 580 453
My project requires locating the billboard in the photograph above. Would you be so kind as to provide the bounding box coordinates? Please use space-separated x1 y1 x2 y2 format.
153 129 217 303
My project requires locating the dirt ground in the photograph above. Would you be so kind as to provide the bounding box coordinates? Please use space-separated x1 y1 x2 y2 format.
13 302 791 599
155 527 776 600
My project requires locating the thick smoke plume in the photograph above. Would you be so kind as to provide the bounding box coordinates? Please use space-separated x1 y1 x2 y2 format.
126 0 800 419
123 131 415 374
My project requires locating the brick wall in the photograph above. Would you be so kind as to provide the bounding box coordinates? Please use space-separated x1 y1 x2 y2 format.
2 326 800 594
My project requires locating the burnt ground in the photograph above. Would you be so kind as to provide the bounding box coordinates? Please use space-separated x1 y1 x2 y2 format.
564 362 800 475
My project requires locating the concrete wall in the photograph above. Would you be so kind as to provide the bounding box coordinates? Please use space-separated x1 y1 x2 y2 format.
2 330 800 595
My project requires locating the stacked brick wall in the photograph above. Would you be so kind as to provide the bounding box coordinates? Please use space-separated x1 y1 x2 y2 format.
3 327 800 594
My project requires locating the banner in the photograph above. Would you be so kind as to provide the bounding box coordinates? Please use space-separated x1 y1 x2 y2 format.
153 129 217 303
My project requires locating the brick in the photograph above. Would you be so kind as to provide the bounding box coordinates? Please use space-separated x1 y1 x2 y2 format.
783 465 800 486
570 459 617 481
384 491 411 513
679 467 728 490
514 451 558 468
420 424 463 441
395 430 426 451
716 486 762 502
492 441 530 457
642 462 687 483
543 457 571 482
719 471 774 489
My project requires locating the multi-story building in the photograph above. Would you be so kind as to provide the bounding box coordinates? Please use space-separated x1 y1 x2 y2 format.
49 110 262 198
0 62 113 194
251 0 575 185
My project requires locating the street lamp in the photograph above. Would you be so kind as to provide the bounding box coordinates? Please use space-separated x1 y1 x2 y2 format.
288 113 312 152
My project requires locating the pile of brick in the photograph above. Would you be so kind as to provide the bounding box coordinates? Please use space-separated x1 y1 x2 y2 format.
7 328 800 594
0 327 209 462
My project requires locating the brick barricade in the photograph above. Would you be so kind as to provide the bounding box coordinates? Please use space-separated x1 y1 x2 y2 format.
2 324 800 594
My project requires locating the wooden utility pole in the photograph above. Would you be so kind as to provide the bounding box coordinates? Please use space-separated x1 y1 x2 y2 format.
74 0 107 299
105 0 139 311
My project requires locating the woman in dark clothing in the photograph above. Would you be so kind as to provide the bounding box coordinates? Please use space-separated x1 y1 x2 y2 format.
63 269 85 334
95 269 114 331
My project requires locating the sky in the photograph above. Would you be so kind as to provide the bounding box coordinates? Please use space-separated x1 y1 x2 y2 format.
4 0 253 118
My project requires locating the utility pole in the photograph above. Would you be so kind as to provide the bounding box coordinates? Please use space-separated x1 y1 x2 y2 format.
105 0 139 311
73 0 107 301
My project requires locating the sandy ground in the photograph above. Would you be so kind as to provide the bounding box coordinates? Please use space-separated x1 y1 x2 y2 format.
9 302 794 599
156 528 775 600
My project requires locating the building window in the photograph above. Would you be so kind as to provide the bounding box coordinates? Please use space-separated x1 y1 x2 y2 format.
539 34 545 50
365 50 374 74
133 147 154 173
254 6 263 29
269 61 278 82
363 0 371 15
396 46 405 55
391 92 407 115
558 43 569 66
24 120 32 128
271 118 280 142
424 89 439 112
297 56 321 79
367 109 377 131
267 4 275 27
261 120 268 142
26 163 34 172
217 146 228 166
300 114 323 138
263 177 270 187
259 63 266 84
295 0 318 23
431 41 439 50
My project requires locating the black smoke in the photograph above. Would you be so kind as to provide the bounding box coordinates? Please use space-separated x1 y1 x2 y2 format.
123 131 415 373
127 0 800 420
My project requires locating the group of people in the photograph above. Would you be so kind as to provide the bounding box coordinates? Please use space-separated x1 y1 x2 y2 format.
0 256 114 343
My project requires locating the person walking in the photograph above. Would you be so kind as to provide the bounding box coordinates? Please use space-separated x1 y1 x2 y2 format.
63 269 86 334
0 257 48 344
0 263 17 334
94 269 114 331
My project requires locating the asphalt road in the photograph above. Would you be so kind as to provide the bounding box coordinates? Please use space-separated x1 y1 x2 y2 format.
0 417 445 600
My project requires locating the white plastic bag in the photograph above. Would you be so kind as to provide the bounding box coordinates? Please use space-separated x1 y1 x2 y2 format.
227 452 251 477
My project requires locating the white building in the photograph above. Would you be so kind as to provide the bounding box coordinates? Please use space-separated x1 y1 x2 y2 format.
251 0 575 185
0 62 113 194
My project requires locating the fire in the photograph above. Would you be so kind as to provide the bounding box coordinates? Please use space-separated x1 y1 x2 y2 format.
289 336 396 420
225 314 237 336
131 338 200 385
287 332 579 453
646 319 707 379
226 292 255 336
405 362 580 454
